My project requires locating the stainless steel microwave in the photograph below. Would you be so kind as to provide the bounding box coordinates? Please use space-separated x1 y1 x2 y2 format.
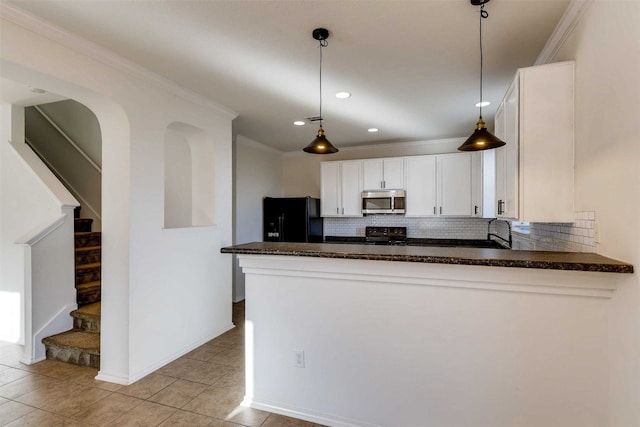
361 190 405 215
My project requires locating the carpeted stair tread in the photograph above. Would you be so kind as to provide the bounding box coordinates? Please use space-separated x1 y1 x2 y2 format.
74 218 93 232
76 262 101 270
75 246 101 253
76 280 101 290
42 330 100 354
71 302 101 319
74 232 102 248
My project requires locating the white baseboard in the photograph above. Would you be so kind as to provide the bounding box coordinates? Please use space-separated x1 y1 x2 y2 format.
120 323 235 385
244 397 378 427
95 371 130 385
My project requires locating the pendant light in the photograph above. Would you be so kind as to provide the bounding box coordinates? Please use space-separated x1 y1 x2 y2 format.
458 0 506 152
303 28 339 154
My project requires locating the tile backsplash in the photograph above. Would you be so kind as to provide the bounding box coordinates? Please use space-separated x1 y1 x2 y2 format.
512 211 596 253
324 216 493 240
325 211 597 253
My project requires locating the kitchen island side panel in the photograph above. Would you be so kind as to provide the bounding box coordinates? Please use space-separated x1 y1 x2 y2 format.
240 255 609 427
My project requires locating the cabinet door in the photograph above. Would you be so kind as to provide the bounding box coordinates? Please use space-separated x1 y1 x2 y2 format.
438 153 472 216
494 102 507 217
405 156 437 216
320 162 340 217
382 158 405 189
362 159 383 190
502 79 519 219
340 161 363 216
471 152 483 217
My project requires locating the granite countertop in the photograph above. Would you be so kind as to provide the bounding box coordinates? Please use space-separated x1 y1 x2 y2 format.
221 241 634 273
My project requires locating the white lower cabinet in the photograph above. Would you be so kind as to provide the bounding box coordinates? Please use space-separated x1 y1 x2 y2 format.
405 152 481 217
320 160 363 217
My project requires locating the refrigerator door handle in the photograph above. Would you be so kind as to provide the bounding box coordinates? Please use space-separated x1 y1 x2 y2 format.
278 215 285 241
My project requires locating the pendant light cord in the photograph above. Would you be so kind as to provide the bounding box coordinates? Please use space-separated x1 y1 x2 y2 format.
319 41 323 128
479 4 488 120
318 37 327 128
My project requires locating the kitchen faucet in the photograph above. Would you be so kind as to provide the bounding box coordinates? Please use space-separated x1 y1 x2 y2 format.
487 218 512 249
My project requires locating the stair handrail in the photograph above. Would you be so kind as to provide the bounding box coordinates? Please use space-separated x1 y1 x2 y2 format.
15 213 67 246
25 137 102 222
33 105 102 173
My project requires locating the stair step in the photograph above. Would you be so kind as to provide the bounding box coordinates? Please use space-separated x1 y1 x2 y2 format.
71 302 101 333
75 262 101 285
75 232 101 248
74 218 93 233
76 281 101 306
42 330 100 368
75 246 101 265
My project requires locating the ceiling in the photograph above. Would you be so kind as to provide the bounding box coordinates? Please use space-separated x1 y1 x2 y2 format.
2 0 571 152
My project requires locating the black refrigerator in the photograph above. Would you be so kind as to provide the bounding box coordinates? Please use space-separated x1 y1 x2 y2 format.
263 197 323 243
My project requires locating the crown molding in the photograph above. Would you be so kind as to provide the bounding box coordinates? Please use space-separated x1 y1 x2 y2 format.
236 134 284 155
535 0 594 65
0 3 238 120
282 137 465 157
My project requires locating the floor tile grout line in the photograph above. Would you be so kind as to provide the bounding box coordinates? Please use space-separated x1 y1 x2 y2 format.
1 302 304 427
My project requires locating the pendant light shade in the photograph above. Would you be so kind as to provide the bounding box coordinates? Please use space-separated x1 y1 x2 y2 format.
303 126 338 154
303 28 339 154
458 118 506 151
458 0 505 152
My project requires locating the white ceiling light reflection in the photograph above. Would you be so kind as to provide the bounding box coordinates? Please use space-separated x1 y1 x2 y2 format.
335 91 351 99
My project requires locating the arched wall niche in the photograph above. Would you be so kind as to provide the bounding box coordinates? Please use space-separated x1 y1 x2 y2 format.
164 121 215 229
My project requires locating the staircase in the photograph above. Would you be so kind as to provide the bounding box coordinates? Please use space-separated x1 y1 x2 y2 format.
42 211 101 368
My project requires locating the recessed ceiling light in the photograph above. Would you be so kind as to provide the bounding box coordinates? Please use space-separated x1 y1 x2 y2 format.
368 128 379 133
29 87 47 94
293 121 306 126
335 91 351 99
475 101 491 107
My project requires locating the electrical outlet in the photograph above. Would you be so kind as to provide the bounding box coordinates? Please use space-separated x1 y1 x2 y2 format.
293 350 305 368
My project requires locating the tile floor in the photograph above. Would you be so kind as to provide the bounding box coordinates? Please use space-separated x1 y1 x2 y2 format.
0 302 323 427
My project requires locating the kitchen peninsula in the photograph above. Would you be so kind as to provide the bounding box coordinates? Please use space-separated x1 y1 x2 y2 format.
222 242 632 427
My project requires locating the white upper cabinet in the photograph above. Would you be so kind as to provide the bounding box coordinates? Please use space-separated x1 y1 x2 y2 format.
340 161 364 216
495 79 519 219
320 160 363 217
405 152 481 217
322 151 483 218
405 156 437 216
494 61 575 222
362 158 405 190
438 153 473 216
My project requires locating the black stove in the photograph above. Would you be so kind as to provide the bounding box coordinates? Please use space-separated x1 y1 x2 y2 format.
365 227 407 245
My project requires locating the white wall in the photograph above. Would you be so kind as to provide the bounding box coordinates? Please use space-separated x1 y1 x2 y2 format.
243 255 614 427
233 135 283 301
551 1 640 424
1 5 236 384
